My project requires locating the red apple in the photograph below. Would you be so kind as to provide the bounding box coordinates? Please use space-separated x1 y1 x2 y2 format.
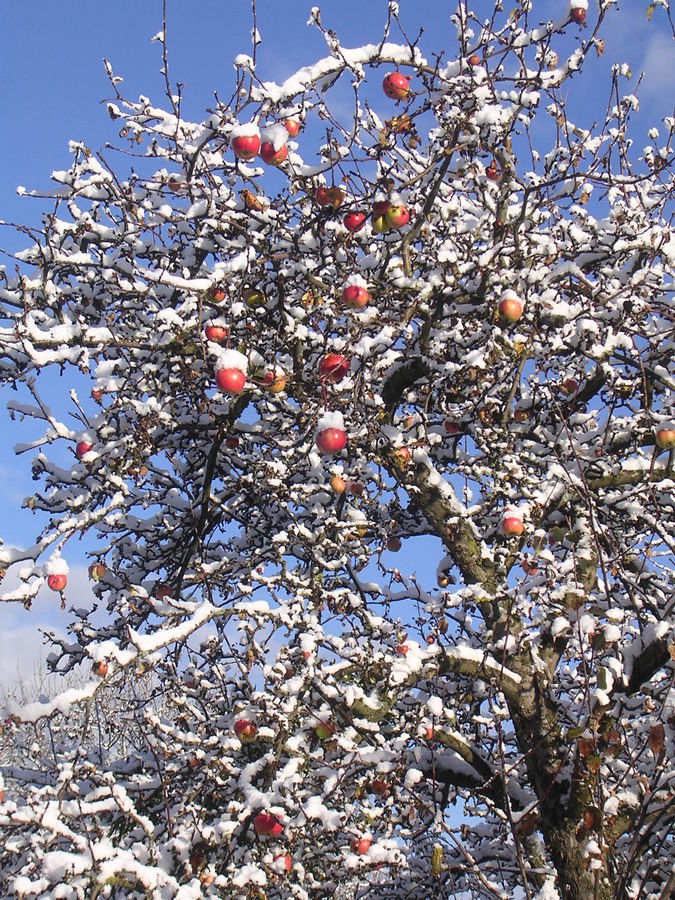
274 854 292 873
424 726 434 740
498 296 523 323
260 142 288 166
501 515 524 537
371 779 388 797
348 481 364 496
486 160 499 181
232 134 261 160
521 559 538 576
342 285 370 308
382 72 410 100
316 186 345 209
655 428 675 450
318 353 349 383
396 644 409 656
75 440 93 459
352 837 372 855
386 204 410 228
282 118 300 137
155 584 173 601
47 573 67 592
91 388 103 403
444 420 461 435
234 719 257 742
343 212 366 233
92 661 108 678
467 54 480 67
208 286 226 304
88 563 106 581
216 367 246 395
560 378 578 396
330 475 346 493
205 324 228 343
254 813 283 837
225 436 240 449
262 372 287 393
315 721 335 740
570 7 586 25
316 428 347 453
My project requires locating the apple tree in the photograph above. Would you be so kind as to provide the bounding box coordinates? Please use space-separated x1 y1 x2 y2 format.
0 2 674 898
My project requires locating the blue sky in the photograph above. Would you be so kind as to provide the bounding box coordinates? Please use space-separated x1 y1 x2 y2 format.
0 1 672 688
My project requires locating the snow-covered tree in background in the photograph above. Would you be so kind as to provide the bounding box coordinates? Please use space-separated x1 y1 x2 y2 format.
0 2 673 897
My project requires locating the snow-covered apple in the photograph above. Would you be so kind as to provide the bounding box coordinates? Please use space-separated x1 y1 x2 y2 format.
486 160 499 181
253 813 283 837
75 440 93 459
92 661 108 678
216 367 246 395
232 134 260 160
260 142 287 166
47 573 67 592
498 291 523 323
318 353 349 383
316 428 347 454
501 513 524 536
274 854 292 873
205 324 228 343
570 6 586 25
382 71 410 100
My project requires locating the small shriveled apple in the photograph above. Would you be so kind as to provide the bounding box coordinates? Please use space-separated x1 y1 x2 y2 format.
316 186 345 209
262 372 287 393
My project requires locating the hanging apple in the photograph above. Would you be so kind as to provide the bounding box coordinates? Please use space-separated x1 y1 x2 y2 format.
205 324 228 344
560 378 578 396
655 427 675 450
216 368 246 394
467 54 480 67
352 837 372 855
282 118 300 137
382 71 410 100
47 573 67 592
253 813 283 837
207 285 227 304
234 719 257 742
260 142 288 166
274 854 292 873
386 204 410 228
342 284 371 308
371 779 388 797
243 288 266 309
92 661 108 678
486 160 500 181
314 721 335 740
88 563 106 581
570 2 587 25
75 440 93 459
329 474 347 493
501 511 524 536
498 290 523 323
318 353 349 383
262 371 287 393
91 388 103 402
316 412 347 454
316 186 345 209
343 212 366 233
232 134 260 160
